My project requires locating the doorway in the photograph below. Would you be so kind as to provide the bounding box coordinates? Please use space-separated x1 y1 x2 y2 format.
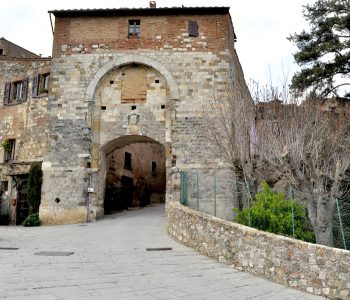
16 175 29 225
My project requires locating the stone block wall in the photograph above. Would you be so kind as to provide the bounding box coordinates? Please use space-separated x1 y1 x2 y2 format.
0 58 51 163
40 8 253 224
167 201 350 299
0 57 51 223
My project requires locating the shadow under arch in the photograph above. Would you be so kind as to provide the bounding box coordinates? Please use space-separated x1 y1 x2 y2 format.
84 54 180 103
101 135 162 157
99 135 166 214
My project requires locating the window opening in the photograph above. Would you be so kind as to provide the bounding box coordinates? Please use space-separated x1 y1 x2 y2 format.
161 105 165 109
4 139 15 162
0 49 3 55
1 181 8 192
124 152 132 170
131 105 137 110
32 73 49 97
128 20 140 37
14 82 23 100
152 161 157 175
188 20 199 37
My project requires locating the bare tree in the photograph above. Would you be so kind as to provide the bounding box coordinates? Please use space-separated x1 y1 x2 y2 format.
208 73 350 246
257 98 350 246
205 76 257 208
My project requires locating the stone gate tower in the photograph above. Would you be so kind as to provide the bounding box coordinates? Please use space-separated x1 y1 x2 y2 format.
39 6 252 224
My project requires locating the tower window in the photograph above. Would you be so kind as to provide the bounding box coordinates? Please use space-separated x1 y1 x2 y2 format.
128 20 140 38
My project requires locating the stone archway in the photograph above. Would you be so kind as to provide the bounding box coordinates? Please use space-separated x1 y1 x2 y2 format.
85 57 176 219
40 55 180 224
84 54 180 102
101 135 165 214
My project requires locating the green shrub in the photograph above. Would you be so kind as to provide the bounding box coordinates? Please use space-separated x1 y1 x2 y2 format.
27 162 43 213
234 182 315 243
22 213 40 227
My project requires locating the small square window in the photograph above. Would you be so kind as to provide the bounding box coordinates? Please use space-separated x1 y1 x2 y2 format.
161 105 165 109
124 152 132 170
3 139 15 162
188 20 199 37
128 20 140 38
101 106 106 110
1 181 8 192
155 79 160 84
110 80 114 84
131 105 137 110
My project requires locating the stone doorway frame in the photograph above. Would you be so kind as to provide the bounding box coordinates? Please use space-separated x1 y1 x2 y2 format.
83 55 179 220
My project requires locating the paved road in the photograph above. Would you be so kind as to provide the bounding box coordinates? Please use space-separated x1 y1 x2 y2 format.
0 204 324 300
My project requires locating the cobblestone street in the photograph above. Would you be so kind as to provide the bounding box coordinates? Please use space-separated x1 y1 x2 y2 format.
0 204 324 299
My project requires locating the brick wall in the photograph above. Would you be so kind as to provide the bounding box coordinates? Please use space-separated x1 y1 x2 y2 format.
53 14 231 56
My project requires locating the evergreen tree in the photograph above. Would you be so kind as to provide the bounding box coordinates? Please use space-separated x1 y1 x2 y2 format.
27 162 43 213
289 0 350 98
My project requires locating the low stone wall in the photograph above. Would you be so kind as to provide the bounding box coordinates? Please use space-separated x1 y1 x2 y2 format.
167 201 350 299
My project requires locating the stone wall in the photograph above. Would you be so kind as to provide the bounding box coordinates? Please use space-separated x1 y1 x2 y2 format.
40 8 253 224
167 201 350 299
41 51 242 223
0 57 51 223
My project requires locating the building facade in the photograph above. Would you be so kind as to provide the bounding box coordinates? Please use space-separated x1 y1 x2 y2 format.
1 5 252 224
0 38 51 224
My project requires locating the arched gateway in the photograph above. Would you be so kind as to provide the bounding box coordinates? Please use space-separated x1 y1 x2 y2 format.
40 56 177 223
38 7 252 224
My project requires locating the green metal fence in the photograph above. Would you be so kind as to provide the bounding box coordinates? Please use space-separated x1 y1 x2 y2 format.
179 171 350 250
180 171 188 206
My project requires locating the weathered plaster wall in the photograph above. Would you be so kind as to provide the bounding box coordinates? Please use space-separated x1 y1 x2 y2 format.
167 201 350 299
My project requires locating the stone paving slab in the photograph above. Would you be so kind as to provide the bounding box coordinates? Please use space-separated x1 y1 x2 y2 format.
0 204 325 300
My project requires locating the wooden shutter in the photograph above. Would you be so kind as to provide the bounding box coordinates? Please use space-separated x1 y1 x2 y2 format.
21 78 28 101
32 74 39 97
188 20 199 37
3 83 10 105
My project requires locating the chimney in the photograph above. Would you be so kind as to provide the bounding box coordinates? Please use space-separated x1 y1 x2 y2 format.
149 1 156 8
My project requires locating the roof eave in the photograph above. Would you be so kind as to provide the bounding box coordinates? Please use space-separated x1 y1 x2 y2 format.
48 7 230 17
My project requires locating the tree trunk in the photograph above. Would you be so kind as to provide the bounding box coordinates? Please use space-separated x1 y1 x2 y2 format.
311 195 335 247
315 223 333 247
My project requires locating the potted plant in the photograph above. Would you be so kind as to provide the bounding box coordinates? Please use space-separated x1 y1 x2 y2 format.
1 140 11 152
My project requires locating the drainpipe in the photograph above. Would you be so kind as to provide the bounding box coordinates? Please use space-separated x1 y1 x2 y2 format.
49 13 54 36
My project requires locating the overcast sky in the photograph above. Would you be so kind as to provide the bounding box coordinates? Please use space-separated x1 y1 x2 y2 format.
0 0 316 86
